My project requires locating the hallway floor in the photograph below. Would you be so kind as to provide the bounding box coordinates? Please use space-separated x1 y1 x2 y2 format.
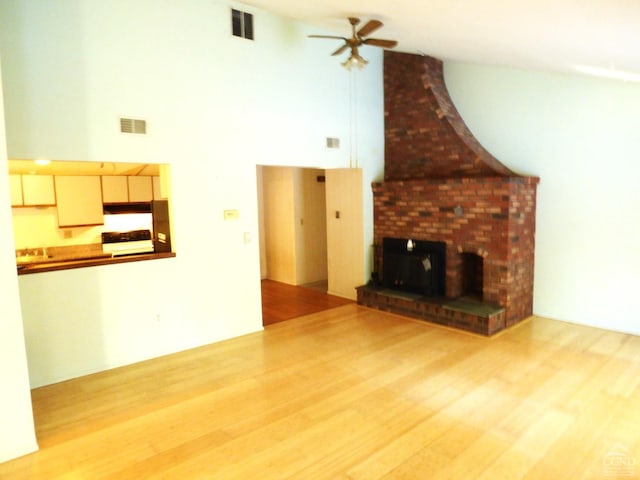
261 279 353 326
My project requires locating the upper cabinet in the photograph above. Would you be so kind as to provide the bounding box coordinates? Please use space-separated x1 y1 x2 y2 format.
101 176 128 203
127 176 153 202
9 175 23 206
22 175 56 206
55 176 104 227
101 175 155 203
10 174 55 206
152 176 164 200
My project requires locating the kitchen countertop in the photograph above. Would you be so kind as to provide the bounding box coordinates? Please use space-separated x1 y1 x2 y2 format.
17 251 176 275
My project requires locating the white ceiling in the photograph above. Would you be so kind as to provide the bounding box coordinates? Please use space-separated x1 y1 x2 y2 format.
245 0 640 82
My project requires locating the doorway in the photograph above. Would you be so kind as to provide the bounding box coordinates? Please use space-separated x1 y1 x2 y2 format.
258 166 328 287
257 166 363 325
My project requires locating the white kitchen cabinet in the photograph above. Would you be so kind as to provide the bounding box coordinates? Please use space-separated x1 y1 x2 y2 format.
22 175 56 206
102 176 128 203
152 176 164 200
9 175 23 206
9 174 56 206
103 175 154 202
127 176 153 202
55 175 104 227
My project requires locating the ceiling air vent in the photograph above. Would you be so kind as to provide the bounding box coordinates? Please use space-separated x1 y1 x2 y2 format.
120 118 147 134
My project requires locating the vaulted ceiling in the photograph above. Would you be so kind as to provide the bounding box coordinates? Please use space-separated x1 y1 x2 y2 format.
245 0 640 82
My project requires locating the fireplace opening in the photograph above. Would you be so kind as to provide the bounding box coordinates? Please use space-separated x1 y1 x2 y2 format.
461 253 483 300
382 237 446 296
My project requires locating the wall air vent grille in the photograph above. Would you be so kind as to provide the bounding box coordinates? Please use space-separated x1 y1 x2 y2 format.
120 118 147 134
231 9 254 40
326 137 340 149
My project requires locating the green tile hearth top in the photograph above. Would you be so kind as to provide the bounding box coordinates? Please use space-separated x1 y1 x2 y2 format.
378 289 424 301
443 299 505 318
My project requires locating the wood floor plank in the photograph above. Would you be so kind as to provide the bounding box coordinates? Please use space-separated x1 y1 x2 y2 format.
2 304 640 479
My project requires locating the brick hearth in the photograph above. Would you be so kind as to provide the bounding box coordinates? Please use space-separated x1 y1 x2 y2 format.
358 51 539 336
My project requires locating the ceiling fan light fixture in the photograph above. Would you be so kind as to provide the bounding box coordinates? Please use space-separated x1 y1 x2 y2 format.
342 51 368 70
309 17 395 70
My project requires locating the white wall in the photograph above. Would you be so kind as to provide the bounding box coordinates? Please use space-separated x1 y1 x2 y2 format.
0 0 384 394
0 62 38 463
444 62 640 334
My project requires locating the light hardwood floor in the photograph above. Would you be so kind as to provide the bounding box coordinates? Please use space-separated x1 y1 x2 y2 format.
2 305 640 479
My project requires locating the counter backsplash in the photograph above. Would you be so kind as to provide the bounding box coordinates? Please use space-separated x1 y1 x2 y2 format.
16 243 104 262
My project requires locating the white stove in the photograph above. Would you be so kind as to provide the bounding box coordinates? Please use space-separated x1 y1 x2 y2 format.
102 229 154 257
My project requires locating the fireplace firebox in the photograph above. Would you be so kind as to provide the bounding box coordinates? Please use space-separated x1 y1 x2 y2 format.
382 237 446 296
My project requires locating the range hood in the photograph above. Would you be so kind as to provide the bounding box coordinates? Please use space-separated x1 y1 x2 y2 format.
103 202 151 214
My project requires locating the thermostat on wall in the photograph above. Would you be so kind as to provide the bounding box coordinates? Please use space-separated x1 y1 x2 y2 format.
224 209 239 220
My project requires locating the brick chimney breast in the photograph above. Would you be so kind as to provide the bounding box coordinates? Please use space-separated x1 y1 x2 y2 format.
364 51 540 334
384 51 514 180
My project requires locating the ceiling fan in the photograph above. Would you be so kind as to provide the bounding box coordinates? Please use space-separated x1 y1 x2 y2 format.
309 17 398 69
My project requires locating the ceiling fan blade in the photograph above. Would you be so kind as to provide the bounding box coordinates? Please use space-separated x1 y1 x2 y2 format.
363 38 398 48
357 19 383 38
331 44 349 56
308 34 348 40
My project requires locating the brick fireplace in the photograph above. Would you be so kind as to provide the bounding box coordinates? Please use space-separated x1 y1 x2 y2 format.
356 52 539 335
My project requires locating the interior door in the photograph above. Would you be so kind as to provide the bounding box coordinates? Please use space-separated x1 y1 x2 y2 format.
325 168 363 300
